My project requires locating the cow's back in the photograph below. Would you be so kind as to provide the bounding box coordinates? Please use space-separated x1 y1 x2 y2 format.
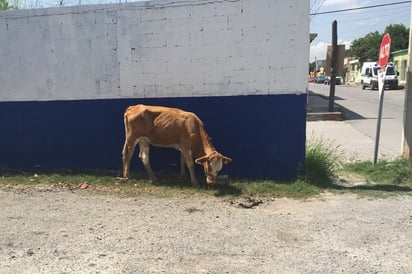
124 105 204 149
124 104 156 136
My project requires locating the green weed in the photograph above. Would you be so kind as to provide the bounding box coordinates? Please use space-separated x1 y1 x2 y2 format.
304 138 342 187
344 158 412 185
1 139 411 198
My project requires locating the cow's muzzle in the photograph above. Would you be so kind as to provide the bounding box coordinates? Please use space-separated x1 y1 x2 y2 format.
206 175 217 185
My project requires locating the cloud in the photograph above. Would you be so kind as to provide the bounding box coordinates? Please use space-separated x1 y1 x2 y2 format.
355 16 381 29
339 40 352 50
310 40 351 62
322 0 367 7
310 41 328 62
320 0 370 14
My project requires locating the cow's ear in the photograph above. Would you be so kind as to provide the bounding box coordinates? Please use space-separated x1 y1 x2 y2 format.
195 155 208 165
221 155 232 164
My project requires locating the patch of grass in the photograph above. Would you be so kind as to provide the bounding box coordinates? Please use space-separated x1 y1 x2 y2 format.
303 138 411 196
0 167 322 199
304 138 342 188
218 179 319 199
344 158 412 185
1 140 411 199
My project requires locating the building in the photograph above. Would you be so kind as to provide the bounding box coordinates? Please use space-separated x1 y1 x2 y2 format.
392 49 408 86
0 0 309 180
343 57 360 84
343 49 408 86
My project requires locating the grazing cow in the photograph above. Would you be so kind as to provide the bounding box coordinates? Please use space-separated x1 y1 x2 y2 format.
122 104 232 185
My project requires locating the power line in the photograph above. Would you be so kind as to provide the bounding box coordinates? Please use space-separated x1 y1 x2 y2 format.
310 0 325 15
311 6 410 27
310 1 411 16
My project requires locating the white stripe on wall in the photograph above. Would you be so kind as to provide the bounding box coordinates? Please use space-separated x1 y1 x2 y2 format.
0 0 309 101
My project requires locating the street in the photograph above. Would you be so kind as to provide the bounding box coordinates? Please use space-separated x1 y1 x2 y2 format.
308 83 405 160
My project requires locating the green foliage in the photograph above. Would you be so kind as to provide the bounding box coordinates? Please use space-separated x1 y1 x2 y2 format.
384 24 409 53
2 141 412 199
348 24 409 65
0 168 321 200
0 0 21 10
345 158 412 185
304 138 341 187
0 0 10 10
224 179 319 199
350 31 382 64
309 61 316 73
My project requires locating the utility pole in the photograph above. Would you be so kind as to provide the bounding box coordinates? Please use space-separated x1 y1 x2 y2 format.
401 3 412 158
328 20 337 112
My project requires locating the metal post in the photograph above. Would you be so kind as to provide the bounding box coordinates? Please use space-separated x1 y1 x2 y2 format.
374 71 385 164
328 20 337 112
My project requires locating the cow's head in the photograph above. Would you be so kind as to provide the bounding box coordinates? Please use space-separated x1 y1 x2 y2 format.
195 151 232 184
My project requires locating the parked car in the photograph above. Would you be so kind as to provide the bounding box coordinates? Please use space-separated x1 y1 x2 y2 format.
314 75 325 84
324 76 330 85
324 76 342 85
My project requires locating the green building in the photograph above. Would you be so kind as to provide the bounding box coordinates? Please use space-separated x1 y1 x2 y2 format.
392 49 408 86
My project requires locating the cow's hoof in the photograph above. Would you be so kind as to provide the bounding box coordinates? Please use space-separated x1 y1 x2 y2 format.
149 178 159 185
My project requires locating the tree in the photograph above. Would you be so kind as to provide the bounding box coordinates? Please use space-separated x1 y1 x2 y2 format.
349 31 382 65
0 0 21 9
348 24 409 66
0 0 10 10
309 61 316 73
384 23 409 53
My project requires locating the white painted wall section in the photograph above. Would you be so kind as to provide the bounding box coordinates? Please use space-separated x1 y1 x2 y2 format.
0 0 309 101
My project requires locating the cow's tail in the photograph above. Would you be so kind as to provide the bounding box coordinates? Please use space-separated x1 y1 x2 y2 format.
122 111 131 178
123 112 130 140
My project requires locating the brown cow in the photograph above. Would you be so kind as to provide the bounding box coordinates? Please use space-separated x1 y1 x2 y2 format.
122 104 232 185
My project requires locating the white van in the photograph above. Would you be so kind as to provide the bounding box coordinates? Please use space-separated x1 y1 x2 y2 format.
361 62 398 90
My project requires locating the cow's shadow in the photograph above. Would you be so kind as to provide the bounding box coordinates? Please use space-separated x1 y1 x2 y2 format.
153 174 242 196
212 183 242 196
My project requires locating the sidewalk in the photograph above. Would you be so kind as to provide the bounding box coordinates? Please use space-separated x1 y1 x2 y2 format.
306 92 398 162
306 91 342 121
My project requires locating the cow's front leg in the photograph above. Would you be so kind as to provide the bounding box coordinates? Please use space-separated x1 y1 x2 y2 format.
138 140 157 183
181 150 198 186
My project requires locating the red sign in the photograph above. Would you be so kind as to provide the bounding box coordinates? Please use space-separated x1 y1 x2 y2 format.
379 33 391 68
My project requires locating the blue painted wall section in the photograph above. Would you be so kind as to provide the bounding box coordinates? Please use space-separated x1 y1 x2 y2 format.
0 94 306 179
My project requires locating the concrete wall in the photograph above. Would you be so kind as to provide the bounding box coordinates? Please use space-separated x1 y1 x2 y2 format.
0 0 309 180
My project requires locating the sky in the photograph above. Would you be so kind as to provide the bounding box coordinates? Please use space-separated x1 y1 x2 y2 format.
8 0 412 62
310 0 411 62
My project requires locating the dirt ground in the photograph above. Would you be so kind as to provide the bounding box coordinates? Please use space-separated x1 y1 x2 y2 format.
0 185 411 273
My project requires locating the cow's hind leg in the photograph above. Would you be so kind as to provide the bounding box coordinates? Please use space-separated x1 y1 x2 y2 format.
122 139 137 179
139 139 157 183
179 152 186 179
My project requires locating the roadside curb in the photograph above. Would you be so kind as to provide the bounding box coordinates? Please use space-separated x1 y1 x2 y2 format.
307 112 342 121
307 91 342 121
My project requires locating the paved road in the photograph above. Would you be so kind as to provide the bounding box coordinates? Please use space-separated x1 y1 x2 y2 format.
308 83 405 160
